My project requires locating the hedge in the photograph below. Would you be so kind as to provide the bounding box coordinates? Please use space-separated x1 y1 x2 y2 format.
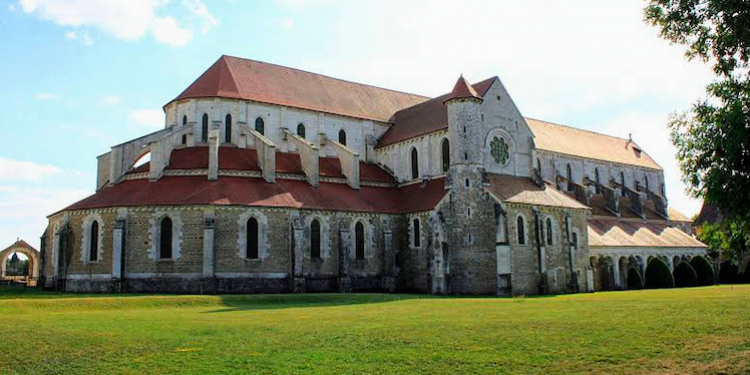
689 256 715 286
673 261 699 288
627 267 643 290
645 257 675 289
719 261 739 284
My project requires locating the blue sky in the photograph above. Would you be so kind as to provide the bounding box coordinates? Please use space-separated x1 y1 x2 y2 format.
0 0 715 249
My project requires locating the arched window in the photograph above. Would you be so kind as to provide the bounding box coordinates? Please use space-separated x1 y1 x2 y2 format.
311 219 321 259
572 232 579 250
413 219 421 248
566 163 573 191
411 148 419 179
355 222 365 260
338 129 347 146
89 220 99 262
441 138 450 173
297 123 306 139
201 113 209 142
546 218 553 246
620 171 626 196
182 115 187 126
517 216 525 245
255 117 265 135
160 217 173 259
247 217 259 259
661 183 666 196
645 176 649 191
536 158 542 174
595 168 600 184
225 114 232 143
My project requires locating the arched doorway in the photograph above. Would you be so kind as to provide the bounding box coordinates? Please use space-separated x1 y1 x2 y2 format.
0 240 40 284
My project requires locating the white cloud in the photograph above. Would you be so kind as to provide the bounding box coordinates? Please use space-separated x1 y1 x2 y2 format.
17 0 212 46
35 92 60 100
280 17 295 30
0 158 62 182
129 109 164 129
183 0 218 35
152 16 192 46
104 95 120 105
0 186 91 249
64 29 94 45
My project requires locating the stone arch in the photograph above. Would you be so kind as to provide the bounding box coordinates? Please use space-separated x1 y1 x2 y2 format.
0 240 40 279
618 255 628 289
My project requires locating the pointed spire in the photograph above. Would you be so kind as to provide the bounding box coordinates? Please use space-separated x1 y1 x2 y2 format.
444 75 482 103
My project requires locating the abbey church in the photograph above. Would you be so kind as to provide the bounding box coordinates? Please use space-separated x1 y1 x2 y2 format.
42 55 706 295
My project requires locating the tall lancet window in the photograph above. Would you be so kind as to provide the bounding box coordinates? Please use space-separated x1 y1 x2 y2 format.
566 163 573 191
441 139 450 173
225 114 232 143
411 148 419 179
160 217 173 259
182 115 187 126
338 129 347 146
255 117 265 135
517 216 525 245
201 114 209 142
89 220 99 262
297 123 306 139
355 222 365 260
247 217 259 260
311 219 321 259
620 171 626 196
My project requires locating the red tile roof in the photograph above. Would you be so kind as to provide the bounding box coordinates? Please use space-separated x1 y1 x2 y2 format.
169 56 429 123
158 147 396 183
377 77 496 148
62 176 448 215
526 118 662 170
443 75 482 103
588 219 705 248
485 174 589 210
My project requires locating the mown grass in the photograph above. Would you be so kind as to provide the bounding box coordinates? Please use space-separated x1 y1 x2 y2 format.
0 285 749 374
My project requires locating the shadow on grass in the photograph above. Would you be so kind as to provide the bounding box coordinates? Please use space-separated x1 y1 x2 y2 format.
203 293 440 313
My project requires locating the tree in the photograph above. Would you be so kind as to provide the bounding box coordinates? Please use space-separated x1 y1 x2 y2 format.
673 261 699 288
645 258 676 289
690 255 716 286
627 267 644 290
645 1 750 255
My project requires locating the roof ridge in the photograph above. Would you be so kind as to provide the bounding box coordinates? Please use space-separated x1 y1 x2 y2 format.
525 117 633 144
220 55 240 95
221 54 431 100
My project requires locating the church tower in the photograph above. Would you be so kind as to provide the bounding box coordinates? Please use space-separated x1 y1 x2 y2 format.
441 76 497 295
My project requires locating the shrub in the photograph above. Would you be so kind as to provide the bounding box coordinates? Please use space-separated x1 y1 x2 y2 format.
645 258 675 289
719 261 739 284
673 261 699 288
744 262 750 284
627 267 643 290
689 256 715 286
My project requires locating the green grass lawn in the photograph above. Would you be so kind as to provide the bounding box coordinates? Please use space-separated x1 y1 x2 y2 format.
0 286 749 374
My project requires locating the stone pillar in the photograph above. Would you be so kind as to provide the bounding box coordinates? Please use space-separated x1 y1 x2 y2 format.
203 214 215 278
208 128 220 181
112 218 126 279
53 231 61 279
382 230 395 292
613 258 621 288
339 228 352 293
293 221 306 293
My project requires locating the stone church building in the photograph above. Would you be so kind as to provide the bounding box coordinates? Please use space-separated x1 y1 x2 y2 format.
42 55 706 295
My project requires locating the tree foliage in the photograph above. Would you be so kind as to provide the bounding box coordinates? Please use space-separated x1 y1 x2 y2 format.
645 1 750 260
645 258 676 289
719 261 739 283
690 255 716 285
698 221 750 261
